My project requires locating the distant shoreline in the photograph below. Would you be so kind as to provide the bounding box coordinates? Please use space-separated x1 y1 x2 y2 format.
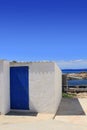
62 69 87 86
62 69 87 74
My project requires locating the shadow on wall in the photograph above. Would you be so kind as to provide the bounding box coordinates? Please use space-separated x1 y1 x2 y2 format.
56 98 85 115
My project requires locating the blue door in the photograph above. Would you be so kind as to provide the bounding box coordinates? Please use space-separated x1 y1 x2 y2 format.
10 66 29 110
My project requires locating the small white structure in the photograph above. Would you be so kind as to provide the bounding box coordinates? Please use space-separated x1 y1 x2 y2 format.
0 60 62 115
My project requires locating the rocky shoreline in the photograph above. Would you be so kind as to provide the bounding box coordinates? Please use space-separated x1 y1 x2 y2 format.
67 72 87 80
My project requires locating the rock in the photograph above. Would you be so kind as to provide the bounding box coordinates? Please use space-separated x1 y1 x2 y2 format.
67 72 87 80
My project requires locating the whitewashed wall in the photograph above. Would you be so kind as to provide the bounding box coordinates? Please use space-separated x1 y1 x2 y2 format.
54 63 62 113
0 60 10 114
10 62 62 114
29 62 56 113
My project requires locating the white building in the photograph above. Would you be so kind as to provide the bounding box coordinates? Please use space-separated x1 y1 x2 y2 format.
0 60 62 115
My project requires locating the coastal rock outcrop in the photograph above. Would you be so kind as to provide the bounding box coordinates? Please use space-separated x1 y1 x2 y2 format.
67 72 87 80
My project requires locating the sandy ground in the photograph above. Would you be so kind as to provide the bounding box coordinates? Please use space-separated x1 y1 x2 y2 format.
0 97 87 130
76 92 87 98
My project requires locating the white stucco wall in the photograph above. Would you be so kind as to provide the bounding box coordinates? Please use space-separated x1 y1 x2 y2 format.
29 62 55 113
10 61 62 114
0 60 10 114
0 61 3 113
54 63 62 113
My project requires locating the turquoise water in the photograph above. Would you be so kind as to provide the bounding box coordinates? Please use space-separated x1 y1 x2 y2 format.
62 69 87 86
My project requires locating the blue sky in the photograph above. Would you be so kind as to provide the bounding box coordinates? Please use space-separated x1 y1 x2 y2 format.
0 0 87 68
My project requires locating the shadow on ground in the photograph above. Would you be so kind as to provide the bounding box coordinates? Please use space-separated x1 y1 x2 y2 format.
56 98 86 116
6 111 38 116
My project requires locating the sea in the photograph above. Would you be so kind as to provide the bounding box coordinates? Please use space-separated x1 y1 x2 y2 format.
62 69 87 86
